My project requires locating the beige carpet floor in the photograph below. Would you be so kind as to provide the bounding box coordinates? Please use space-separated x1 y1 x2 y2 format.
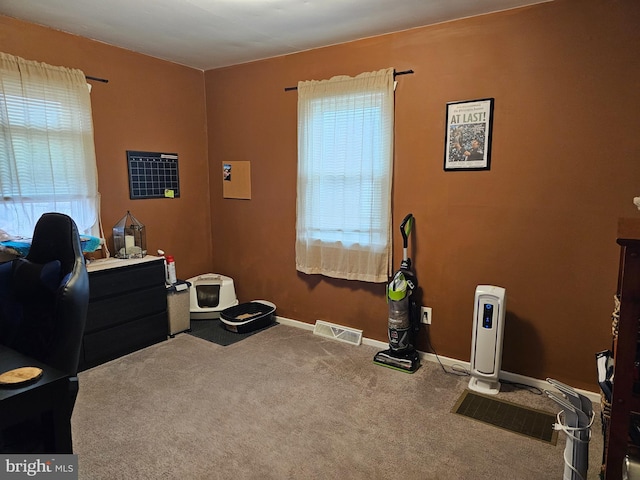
72 324 603 479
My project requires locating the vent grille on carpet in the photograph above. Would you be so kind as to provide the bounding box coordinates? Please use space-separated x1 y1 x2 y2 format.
313 320 363 346
452 389 558 445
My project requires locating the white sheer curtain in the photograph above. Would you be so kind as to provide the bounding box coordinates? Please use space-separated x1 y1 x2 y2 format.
296 68 394 282
0 52 99 238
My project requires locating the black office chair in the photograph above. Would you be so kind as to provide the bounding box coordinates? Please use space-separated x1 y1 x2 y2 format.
0 213 90 452
1 213 89 375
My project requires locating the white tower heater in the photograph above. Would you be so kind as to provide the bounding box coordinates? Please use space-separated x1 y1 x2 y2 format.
468 285 506 395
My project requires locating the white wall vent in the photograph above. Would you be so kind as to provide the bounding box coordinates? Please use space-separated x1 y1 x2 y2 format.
313 320 363 346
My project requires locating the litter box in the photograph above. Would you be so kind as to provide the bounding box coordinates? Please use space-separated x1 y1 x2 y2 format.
220 300 276 333
186 273 238 319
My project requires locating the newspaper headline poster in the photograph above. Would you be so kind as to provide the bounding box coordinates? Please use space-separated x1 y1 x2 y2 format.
444 98 494 171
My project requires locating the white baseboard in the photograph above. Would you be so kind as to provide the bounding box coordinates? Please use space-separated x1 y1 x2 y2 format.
276 315 315 331
275 315 601 404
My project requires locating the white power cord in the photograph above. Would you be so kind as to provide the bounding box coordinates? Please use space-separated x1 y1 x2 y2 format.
552 410 594 480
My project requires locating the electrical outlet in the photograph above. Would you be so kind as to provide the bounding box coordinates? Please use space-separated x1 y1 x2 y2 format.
421 306 432 324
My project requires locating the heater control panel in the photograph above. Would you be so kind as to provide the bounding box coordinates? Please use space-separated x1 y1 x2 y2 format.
482 303 494 328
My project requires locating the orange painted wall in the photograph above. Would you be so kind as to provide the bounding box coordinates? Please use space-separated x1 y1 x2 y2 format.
0 14 212 279
1 0 638 390
205 0 640 391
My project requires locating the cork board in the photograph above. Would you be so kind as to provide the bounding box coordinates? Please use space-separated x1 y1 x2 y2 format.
222 161 251 199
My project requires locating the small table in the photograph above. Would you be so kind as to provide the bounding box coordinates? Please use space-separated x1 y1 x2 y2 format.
0 345 73 453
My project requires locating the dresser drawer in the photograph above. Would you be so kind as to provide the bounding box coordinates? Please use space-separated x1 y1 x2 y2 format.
82 312 167 367
88 259 165 300
85 284 167 333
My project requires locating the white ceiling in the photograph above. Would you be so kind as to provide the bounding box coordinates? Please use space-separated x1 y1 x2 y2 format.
2 0 550 70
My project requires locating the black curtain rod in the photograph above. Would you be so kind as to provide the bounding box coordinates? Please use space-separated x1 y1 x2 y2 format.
284 69 413 92
86 75 109 83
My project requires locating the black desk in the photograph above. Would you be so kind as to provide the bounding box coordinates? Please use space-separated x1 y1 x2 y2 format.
0 345 73 453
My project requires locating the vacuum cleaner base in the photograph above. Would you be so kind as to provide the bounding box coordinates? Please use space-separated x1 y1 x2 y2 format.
373 348 420 373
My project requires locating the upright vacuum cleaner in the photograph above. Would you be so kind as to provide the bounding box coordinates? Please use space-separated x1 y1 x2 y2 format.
373 213 421 373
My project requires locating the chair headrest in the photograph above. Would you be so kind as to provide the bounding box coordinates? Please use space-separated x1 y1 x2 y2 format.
26 213 83 274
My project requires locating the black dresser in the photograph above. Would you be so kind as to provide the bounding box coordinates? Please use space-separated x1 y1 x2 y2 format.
79 256 167 371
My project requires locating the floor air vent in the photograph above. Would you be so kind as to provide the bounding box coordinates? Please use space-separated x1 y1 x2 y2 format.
313 320 363 346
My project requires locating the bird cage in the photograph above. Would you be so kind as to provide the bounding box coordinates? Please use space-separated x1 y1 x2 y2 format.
113 211 147 259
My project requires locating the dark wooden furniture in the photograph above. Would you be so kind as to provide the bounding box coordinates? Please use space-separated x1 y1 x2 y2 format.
0 345 73 453
605 219 640 479
79 257 167 371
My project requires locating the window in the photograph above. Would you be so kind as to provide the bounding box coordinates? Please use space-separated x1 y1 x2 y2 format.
296 68 394 282
0 52 99 238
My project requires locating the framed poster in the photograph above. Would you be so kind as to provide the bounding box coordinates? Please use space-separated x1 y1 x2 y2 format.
443 98 494 171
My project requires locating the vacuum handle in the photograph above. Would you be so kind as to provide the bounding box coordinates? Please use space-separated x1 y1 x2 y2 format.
399 213 413 249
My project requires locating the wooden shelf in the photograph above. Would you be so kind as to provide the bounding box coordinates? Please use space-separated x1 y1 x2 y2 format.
604 218 640 479
618 217 640 241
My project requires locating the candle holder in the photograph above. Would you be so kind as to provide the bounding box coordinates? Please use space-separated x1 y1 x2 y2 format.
113 211 146 259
